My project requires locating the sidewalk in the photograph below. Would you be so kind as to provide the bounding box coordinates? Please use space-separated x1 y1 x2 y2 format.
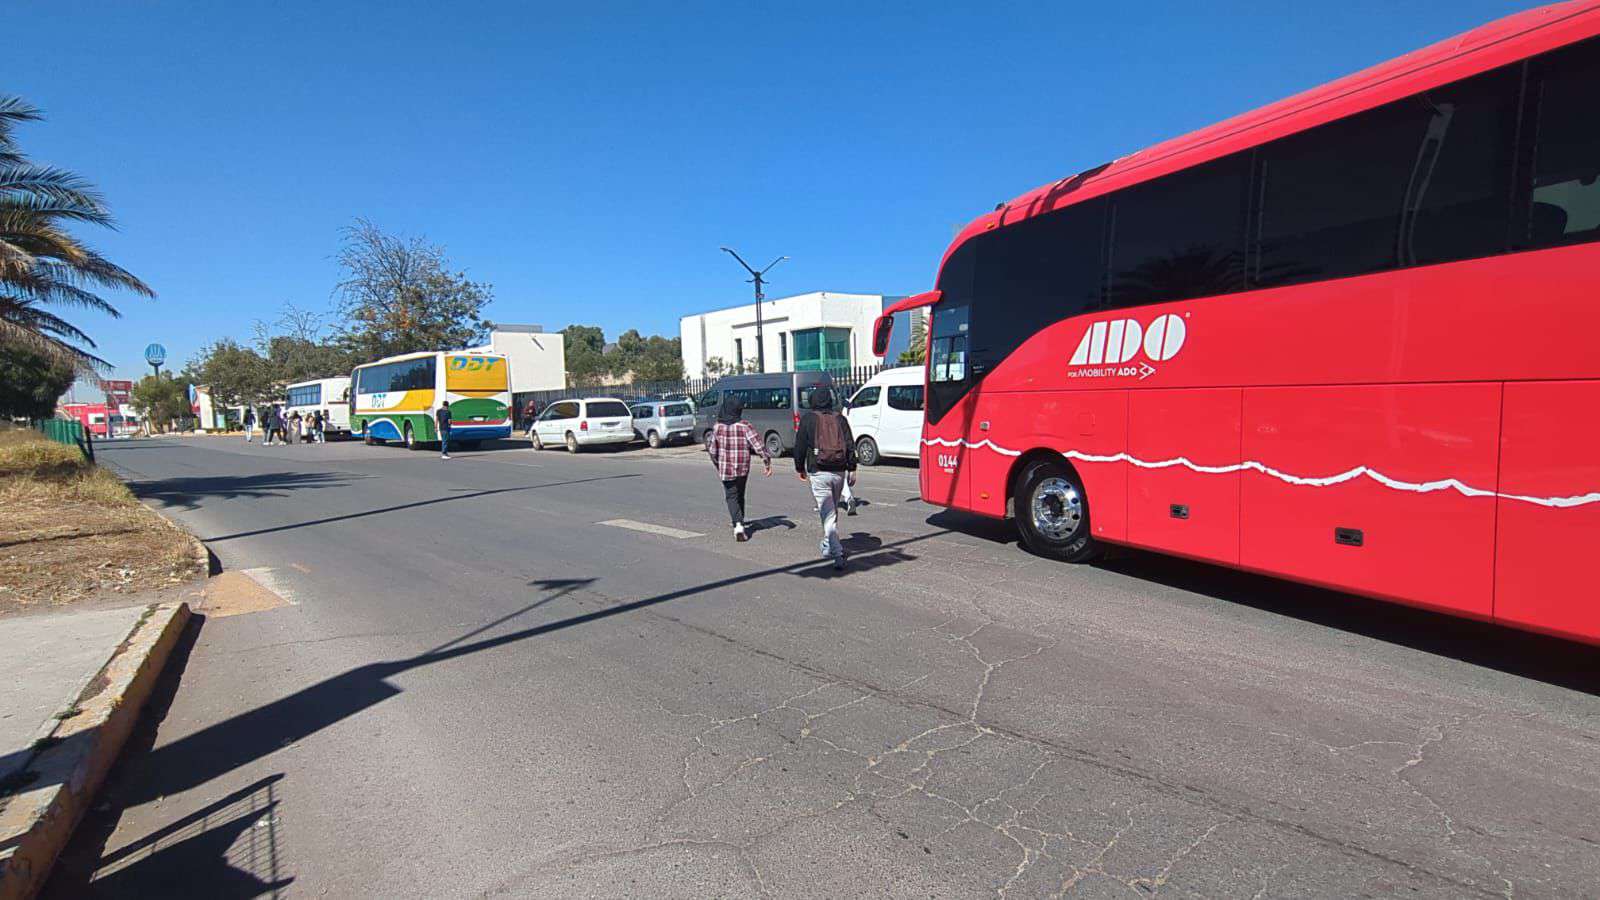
0 602 189 900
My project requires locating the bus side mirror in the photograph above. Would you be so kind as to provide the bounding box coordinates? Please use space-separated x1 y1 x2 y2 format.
871 315 893 357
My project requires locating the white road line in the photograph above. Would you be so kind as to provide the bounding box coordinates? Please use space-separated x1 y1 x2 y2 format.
598 519 704 539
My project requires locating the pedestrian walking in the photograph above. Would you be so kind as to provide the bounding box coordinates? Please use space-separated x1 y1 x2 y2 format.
437 401 453 459
523 399 540 438
705 394 772 541
793 389 858 569
263 406 279 446
243 407 256 443
312 410 325 444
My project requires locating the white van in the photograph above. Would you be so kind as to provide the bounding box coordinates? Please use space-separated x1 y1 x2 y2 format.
843 367 925 465
532 397 635 452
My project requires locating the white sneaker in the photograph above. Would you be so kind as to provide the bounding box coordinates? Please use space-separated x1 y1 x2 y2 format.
734 524 748 542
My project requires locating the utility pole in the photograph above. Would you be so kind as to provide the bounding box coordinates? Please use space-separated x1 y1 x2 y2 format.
720 248 787 373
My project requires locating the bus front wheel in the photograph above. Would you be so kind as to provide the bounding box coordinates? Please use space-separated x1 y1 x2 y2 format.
1014 459 1100 563
404 423 420 451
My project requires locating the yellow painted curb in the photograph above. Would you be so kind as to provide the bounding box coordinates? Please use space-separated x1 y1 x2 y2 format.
0 602 192 900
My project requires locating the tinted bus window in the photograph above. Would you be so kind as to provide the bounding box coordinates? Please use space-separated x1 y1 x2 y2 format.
975 199 1105 368
1109 155 1247 306
1257 67 1518 285
1525 38 1600 249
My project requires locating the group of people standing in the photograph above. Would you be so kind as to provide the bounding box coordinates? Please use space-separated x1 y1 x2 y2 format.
704 390 860 570
244 406 327 446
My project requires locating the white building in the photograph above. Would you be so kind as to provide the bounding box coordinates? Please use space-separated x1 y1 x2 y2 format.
680 291 905 380
462 324 566 393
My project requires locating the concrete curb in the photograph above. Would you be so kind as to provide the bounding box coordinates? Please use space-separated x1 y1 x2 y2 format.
0 602 191 900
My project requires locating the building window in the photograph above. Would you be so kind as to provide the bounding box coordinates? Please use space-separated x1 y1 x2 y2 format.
791 327 852 371
780 333 788 371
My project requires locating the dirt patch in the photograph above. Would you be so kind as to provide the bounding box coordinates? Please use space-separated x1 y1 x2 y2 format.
0 429 205 615
196 571 289 618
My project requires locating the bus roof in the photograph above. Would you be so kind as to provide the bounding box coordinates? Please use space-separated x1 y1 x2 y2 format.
353 349 508 369
947 1 1600 260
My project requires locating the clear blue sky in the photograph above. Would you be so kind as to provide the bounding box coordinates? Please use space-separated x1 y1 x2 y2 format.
9 0 1532 380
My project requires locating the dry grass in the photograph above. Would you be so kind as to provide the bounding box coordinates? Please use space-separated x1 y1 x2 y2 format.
0 427 205 612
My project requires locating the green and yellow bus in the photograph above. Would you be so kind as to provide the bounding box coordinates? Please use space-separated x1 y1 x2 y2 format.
351 350 512 449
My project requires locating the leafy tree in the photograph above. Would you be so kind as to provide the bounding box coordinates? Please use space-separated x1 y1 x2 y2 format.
0 341 74 418
633 335 684 383
703 356 729 378
130 374 192 432
898 313 926 366
333 219 492 361
563 324 608 387
191 338 274 411
0 97 153 372
605 328 683 384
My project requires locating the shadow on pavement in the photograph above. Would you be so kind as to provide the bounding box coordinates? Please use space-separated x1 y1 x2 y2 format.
201 473 642 543
45 533 942 895
130 471 359 512
53 775 292 899
927 508 1600 695
105 532 945 811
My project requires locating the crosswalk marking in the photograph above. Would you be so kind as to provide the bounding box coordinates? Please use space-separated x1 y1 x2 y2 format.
597 519 704 539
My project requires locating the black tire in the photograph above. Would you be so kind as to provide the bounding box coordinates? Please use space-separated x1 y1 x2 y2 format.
856 436 880 467
565 432 581 453
648 430 662 449
702 429 713 445
363 429 377 446
403 423 419 450
532 431 545 451
764 431 783 459
1014 459 1100 563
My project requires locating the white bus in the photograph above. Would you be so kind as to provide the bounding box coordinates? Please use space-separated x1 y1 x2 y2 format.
284 377 353 437
350 351 512 449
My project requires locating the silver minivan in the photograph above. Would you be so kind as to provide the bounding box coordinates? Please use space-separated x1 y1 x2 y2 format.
693 371 836 458
630 400 696 448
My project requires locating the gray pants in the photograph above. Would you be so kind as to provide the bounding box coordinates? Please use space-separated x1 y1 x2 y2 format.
808 471 847 559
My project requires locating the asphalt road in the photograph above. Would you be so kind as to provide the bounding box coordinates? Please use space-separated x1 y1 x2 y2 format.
46 433 1600 898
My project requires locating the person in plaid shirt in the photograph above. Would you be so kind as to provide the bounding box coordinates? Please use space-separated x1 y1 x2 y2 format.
706 394 772 541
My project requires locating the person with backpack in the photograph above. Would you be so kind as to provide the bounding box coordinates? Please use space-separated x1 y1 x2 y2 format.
793 388 858 569
705 394 772 541
436 401 453 459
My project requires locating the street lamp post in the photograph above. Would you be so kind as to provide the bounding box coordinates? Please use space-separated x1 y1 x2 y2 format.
720 248 787 373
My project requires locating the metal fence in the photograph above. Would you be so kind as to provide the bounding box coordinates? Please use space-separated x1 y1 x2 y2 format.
34 417 94 461
509 364 909 429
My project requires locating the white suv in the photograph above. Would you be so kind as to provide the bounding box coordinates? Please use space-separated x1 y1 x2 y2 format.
844 367 925 465
532 398 635 452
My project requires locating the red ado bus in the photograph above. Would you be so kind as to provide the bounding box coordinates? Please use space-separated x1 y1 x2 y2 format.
874 2 1600 644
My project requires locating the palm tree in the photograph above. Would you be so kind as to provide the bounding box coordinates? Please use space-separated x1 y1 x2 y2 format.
0 96 152 372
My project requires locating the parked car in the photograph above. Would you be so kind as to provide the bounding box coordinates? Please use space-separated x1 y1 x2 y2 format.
631 400 696 448
693 371 836 458
844 367 925 465
531 398 635 452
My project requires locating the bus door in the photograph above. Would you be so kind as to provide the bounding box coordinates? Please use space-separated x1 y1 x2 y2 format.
923 301 974 509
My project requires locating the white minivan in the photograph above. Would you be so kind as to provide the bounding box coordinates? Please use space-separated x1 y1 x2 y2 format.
532 398 635 452
844 367 925 465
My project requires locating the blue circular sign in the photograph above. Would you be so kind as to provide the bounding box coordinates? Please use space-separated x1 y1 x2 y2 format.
143 343 167 367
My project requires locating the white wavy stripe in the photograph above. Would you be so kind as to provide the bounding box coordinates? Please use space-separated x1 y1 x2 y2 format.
920 437 1600 509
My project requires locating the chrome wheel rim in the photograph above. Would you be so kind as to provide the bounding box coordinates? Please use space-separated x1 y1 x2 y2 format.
1031 477 1083 541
